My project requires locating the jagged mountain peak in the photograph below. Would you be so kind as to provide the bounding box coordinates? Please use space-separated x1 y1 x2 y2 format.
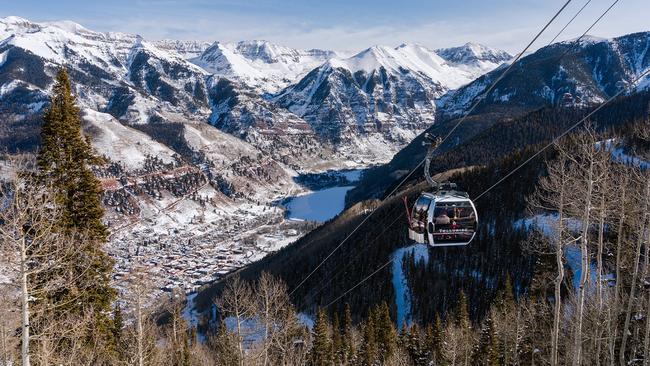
324 42 485 90
153 39 211 59
440 31 650 117
192 39 336 93
561 34 608 46
435 42 512 66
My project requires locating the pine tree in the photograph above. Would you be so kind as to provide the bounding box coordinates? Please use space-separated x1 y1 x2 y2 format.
311 308 332 366
112 304 124 349
342 303 355 364
360 315 378 366
455 291 470 328
35 68 116 355
472 313 500 366
38 68 107 241
332 312 343 364
375 302 397 361
405 323 427 365
209 320 240 366
495 274 516 312
426 313 447 365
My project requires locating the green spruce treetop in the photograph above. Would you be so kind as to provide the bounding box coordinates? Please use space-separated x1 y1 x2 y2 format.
311 308 332 366
38 68 107 241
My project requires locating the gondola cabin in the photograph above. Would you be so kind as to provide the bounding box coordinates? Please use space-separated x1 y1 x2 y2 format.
408 185 478 247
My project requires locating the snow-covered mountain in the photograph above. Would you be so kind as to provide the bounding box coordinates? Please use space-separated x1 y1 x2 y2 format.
273 43 510 145
435 42 512 78
440 32 650 116
192 40 338 93
153 39 211 59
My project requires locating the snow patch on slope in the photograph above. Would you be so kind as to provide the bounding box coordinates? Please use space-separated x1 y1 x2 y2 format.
392 244 429 327
82 109 177 170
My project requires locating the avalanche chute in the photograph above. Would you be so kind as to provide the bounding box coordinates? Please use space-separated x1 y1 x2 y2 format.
407 134 478 247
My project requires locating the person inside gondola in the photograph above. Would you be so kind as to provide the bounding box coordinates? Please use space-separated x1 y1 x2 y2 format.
435 209 450 225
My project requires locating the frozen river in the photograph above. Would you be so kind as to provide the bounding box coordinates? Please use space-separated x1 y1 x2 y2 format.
285 185 355 222
283 169 364 223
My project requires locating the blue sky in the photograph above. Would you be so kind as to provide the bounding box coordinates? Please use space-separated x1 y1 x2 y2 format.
2 0 647 53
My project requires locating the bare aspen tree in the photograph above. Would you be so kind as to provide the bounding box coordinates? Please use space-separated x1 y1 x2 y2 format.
636 168 650 366
0 168 80 366
122 262 159 366
558 127 605 366
530 143 576 366
593 139 614 365
607 166 630 364
255 272 303 366
256 272 291 366
216 276 255 366
619 167 647 366
628 122 650 366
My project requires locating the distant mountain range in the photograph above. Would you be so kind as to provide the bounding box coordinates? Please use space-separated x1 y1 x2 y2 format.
0 16 512 166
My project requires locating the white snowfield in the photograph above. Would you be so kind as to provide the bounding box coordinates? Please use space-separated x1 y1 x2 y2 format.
193 40 339 93
328 43 508 90
82 109 177 170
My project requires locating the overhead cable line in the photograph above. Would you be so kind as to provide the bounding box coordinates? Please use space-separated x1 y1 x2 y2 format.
547 0 593 46
473 69 650 202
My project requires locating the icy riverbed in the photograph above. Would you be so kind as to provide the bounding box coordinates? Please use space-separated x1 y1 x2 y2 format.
285 185 355 222
283 168 364 223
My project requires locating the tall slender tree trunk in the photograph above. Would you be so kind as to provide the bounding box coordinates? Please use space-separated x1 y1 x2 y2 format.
20 237 30 366
641 180 650 366
263 300 270 366
573 161 594 366
595 186 607 366
644 278 650 366
235 311 244 366
620 220 646 366
609 178 627 365
136 289 144 366
551 173 567 366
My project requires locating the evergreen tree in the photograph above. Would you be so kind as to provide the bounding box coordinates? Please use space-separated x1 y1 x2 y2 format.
472 313 500 366
112 304 124 349
405 323 426 366
311 308 332 366
375 302 397 361
426 313 447 365
360 315 378 366
35 68 116 356
38 68 108 241
455 291 470 328
209 320 240 366
332 312 343 364
342 303 355 364
495 274 516 312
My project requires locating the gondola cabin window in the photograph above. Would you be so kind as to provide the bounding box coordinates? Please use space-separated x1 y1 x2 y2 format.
432 201 477 245
411 196 431 234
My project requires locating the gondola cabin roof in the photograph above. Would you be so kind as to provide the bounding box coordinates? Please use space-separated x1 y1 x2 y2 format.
419 190 470 202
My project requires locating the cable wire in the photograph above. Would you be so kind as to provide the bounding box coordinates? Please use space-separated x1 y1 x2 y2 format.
473 68 650 202
547 0 592 46
555 0 619 61
287 0 573 297
304 206 405 303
